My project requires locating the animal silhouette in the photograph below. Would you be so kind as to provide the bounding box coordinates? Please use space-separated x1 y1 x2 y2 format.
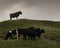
10 11 22 20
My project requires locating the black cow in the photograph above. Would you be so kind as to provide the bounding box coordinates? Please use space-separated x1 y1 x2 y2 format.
31 28 45 40
17 27 33 40
10 11 22 20
17 27 45 40
18 28 28 40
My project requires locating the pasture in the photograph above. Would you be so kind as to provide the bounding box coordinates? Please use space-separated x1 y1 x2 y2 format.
0 19 60 48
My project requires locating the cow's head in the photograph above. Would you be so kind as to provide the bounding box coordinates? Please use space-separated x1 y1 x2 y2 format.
18 11 22 14
41 29 45 33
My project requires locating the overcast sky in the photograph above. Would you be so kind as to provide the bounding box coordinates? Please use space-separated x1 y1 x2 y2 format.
0 0 60 21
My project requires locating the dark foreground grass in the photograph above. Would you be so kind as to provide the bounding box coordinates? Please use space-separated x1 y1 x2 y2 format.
0 38 60 48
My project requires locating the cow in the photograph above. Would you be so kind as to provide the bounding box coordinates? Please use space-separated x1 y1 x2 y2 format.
31 28 45 40
10 11 22 20
5 30 16 40
17 27 45 40
5 30 13 40
17 28 28 40
17 27 32 40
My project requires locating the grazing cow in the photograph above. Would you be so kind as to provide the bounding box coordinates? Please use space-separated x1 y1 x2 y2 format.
31 28 45 40
5 30 16 40
10 11 22 20
5 30 12 40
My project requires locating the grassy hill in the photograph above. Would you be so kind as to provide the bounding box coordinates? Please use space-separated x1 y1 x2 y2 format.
0 19 60 48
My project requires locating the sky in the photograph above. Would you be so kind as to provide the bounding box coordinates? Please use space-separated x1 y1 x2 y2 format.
0 0 60 22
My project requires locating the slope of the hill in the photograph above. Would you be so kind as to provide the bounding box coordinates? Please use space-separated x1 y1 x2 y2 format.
0 19 60 31
0 19 60 48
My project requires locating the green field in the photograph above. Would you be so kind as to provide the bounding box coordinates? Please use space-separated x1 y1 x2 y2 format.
0 19 60 48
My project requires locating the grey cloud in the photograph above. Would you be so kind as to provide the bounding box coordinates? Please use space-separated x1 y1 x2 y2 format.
0 0 22 10
0 0 60 10
0 0 60 15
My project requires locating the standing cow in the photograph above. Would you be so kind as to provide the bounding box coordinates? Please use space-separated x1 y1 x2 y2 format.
10 11 22 20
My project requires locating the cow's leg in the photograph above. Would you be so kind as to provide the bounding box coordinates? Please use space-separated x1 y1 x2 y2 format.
16 17 18 20
10 16 12 20
9 33 13 40
31 35 33 40
28 35 31 40
23 35 26 40
32 36 36 40
18 34 20 40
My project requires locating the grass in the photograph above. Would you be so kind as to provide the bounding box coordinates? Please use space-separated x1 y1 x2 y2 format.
0 19 60 48
0 39 60 48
